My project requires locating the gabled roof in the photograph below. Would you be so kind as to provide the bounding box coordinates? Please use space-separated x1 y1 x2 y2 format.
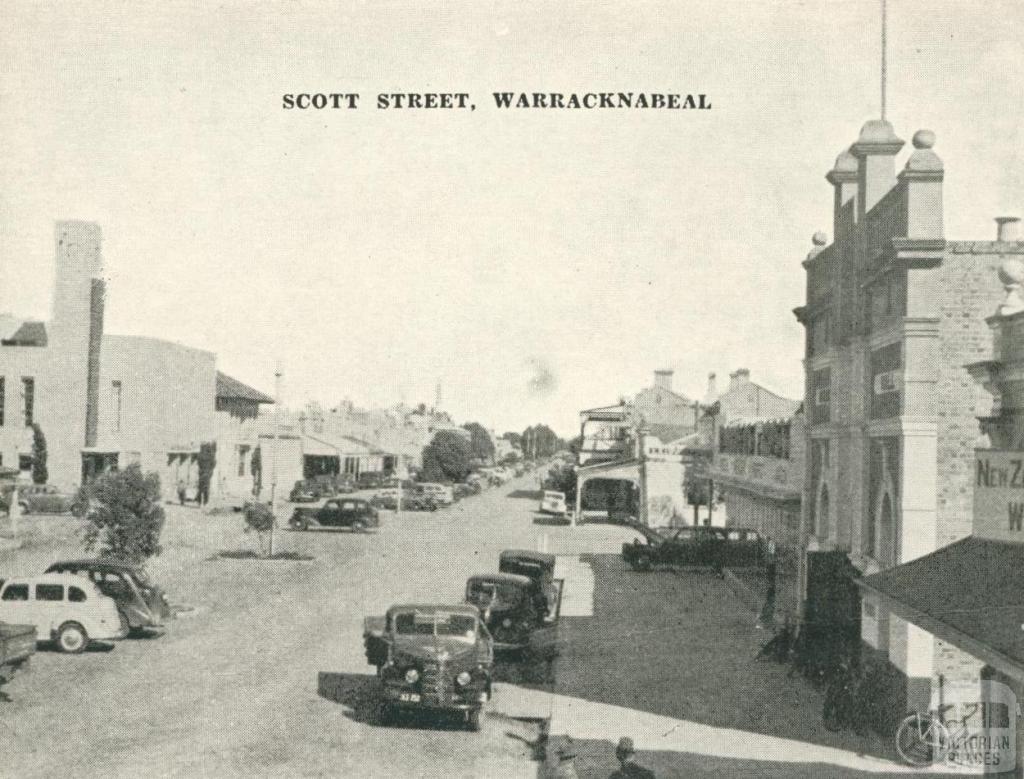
216 371 273 404
1 320 47 347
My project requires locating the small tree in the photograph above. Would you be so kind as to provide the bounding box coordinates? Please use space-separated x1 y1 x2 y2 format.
421 430 473 482
81 464 165 565
250 446 262 497
196 442 216 505
243 500 275 557
463 422 496 464
30 423 48 485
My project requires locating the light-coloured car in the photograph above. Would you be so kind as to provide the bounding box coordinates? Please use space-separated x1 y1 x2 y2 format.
0 573 128 653
539 490 567 515
417 483 454 505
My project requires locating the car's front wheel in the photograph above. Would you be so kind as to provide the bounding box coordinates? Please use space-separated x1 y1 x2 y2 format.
290 516 309 531
466 707 482 732
57 622 88 654
631 553 653 572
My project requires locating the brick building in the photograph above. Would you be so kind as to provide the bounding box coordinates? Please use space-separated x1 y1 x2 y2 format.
793 119 1024 718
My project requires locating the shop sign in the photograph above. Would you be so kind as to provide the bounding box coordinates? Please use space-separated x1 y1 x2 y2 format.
974 450 1024 543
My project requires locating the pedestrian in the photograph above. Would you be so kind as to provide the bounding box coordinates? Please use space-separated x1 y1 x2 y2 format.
176 479 187 506
609 737 655 778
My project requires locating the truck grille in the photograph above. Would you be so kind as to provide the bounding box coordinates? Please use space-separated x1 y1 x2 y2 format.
420 661 451 705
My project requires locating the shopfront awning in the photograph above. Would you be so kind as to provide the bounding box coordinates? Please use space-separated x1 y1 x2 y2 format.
857 536 1024 679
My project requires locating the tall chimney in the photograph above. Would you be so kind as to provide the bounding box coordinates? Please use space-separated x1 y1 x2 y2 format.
996 217 1021 242
704 372 718 404
654 369 673 392
826 148 858 232
851 119 904 219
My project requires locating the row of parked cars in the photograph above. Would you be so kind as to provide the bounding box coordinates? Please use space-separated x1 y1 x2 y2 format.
361 549 561 731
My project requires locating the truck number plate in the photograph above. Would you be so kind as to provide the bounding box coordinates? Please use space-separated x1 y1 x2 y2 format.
399 693 420 702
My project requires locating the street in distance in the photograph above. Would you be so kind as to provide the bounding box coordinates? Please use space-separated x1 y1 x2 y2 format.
281 92 712 110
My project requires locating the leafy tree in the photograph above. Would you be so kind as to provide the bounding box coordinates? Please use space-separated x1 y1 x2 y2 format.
243 500 275 556
521 424 564 459
251 446 262 497
30 423 48 485
196 442 216 505
81 464 165 565
543 463 577 503
501 431 523 449
421 430 473 482
463 422 496 464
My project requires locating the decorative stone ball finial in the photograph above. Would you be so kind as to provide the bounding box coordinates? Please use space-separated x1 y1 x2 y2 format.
812 231 828 247
998 258 1024 316
912 129 936 149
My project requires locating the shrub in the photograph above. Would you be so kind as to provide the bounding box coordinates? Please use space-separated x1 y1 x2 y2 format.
30 424 48 485
81 465 165 565
243 501 276 556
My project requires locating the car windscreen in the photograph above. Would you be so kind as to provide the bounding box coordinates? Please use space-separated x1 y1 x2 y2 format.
394 612 477 641
467 580 523 608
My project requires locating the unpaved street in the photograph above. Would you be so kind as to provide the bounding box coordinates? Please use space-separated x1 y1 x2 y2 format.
0 475 566 778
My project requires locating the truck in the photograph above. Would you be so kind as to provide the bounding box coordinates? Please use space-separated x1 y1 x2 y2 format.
363 604 494 730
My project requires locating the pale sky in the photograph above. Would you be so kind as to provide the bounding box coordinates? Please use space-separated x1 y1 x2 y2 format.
1 1 1022 437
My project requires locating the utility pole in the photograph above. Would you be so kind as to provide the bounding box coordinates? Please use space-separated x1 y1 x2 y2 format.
270 362 283 556
396 455 403 519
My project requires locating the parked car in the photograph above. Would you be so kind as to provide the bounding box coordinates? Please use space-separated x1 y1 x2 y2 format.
498 549 560 623
417 482 454 506
43 559 171 633
465 572 545 651
538 490 567 516
453 484 475 501
288 479 322 503
1 484 83 515
363 604 494 730
289 498 379 531
370 490 437 512
621 525 764 571
0 574 128 653
0 619 36 688
356 472 385 490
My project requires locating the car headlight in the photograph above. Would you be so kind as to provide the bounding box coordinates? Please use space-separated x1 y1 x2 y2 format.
456 671 472 686
405 668 419 684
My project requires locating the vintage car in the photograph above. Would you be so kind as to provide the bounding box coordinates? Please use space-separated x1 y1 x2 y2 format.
288 479 323 503
363 604 494 730
356 471 385 490
417 483 454 506
2 484 83 515
498 549 560 623
0 574 128 653
370 489 437 512
622 524 764 571
465 572 544 651
289 497 379 531
538 490 568 516
44 559 171 633
0 619 37 689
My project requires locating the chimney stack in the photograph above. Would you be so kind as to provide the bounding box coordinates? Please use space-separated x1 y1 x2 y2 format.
996 216 1021 243
654 369 673 392
826 148 858 233
705 372 718 403
729 368 751 390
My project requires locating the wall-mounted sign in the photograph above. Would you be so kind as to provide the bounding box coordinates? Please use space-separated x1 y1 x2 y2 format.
974 450 1024 543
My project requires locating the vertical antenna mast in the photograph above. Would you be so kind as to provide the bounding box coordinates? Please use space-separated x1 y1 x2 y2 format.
881 0 888 120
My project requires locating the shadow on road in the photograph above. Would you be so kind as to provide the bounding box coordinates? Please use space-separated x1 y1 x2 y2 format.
207 550 314 561
532 513 572 526
506 490 542 501
37 641 115 654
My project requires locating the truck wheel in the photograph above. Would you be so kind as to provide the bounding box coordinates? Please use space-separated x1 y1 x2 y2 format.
57 622 88 654
466 707 482 732
352 519 367 532
291 516 309 532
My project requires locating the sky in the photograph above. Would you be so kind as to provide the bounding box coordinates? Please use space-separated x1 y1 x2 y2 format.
1 1 1022 438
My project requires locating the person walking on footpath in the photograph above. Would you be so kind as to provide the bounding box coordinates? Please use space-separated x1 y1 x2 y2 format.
609 737 655 778
176 479 187 506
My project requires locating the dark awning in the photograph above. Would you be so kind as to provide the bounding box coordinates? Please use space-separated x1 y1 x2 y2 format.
857 536 1024 678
